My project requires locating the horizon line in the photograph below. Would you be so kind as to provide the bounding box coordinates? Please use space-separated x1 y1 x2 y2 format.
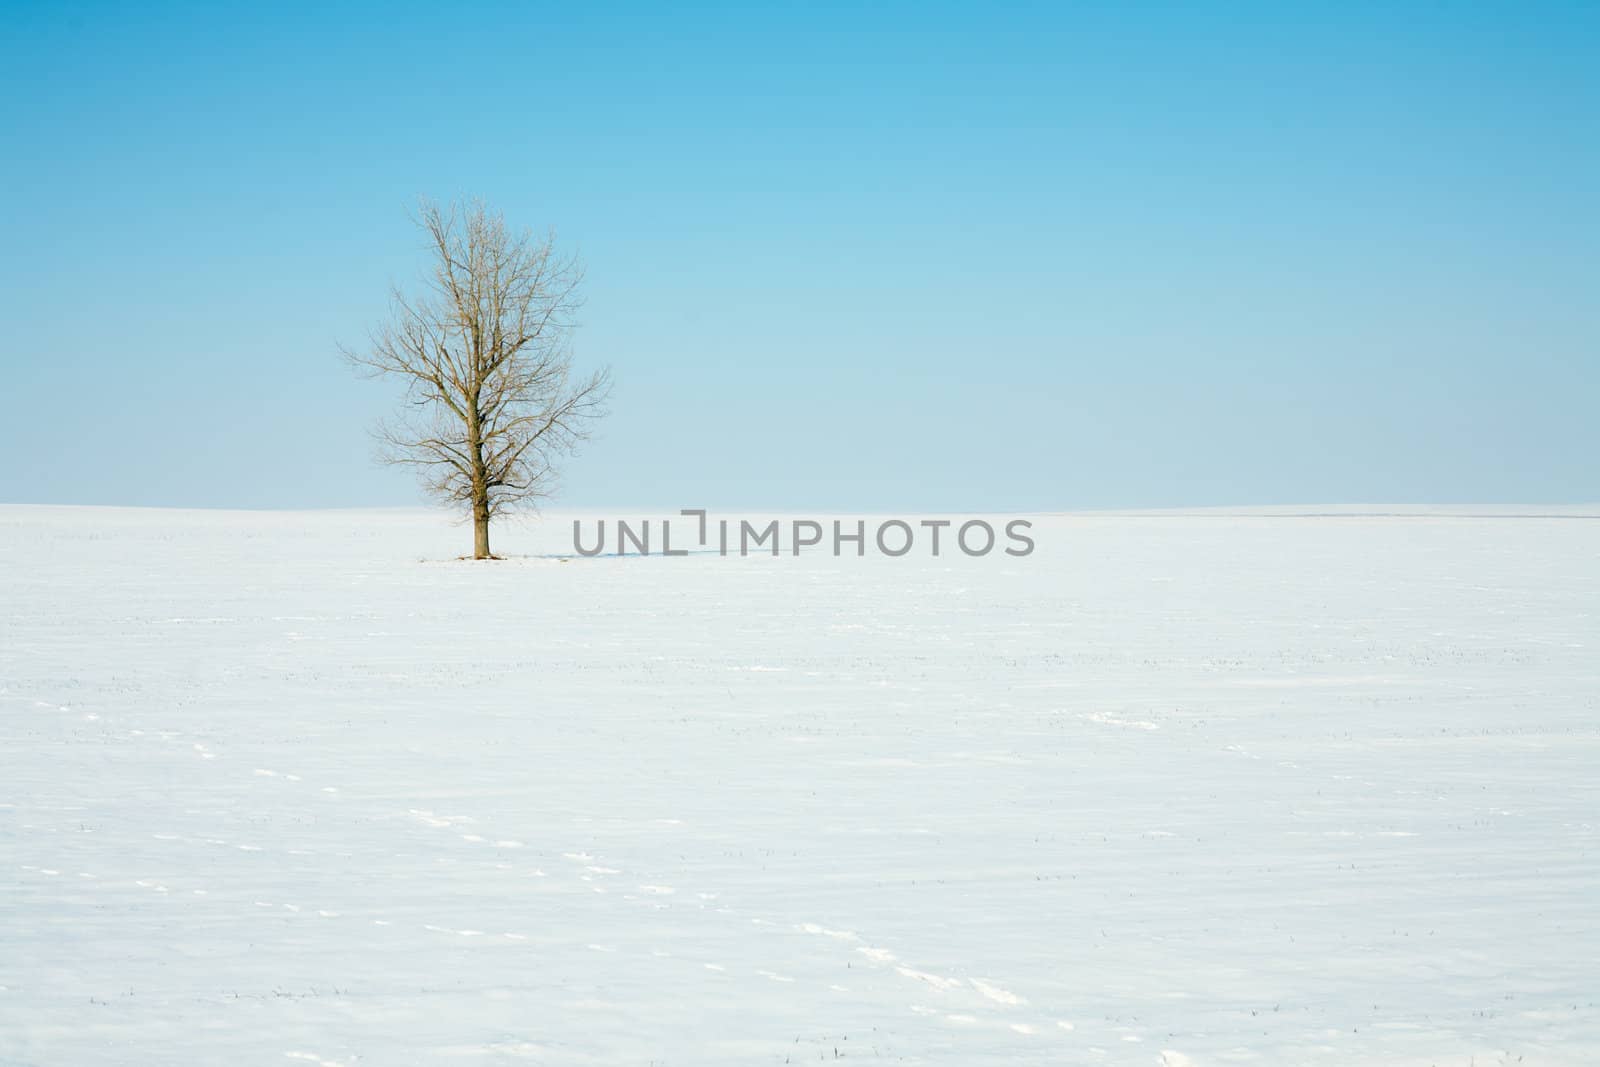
3 502 1599 520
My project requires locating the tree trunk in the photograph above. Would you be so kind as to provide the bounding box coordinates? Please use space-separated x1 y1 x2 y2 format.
467 408 491 558
472 491 491 559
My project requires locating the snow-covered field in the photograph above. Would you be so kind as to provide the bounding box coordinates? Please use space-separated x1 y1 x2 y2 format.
2 505 1597 1067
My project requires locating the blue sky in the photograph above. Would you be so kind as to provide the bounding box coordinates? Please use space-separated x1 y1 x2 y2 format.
2 1 1596 509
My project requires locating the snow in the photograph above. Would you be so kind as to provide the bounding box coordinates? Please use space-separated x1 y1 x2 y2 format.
2 504 1597 1066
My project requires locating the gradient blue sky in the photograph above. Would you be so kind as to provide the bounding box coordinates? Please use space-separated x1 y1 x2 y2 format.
2 1 1596 510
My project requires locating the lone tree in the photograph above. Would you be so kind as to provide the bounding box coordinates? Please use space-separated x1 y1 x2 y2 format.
348 199 610 559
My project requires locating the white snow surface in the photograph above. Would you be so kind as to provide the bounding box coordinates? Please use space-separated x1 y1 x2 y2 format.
2 505 1597 1066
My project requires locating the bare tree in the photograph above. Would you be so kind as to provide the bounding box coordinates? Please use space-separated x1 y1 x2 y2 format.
347 199 611 559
